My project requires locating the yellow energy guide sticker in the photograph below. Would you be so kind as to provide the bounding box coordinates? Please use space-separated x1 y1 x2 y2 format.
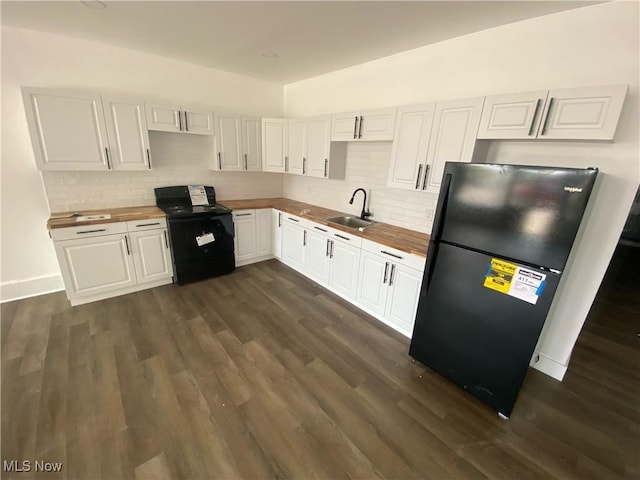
483 258 517 293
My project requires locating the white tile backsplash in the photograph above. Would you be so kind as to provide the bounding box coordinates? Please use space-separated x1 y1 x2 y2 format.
283 142 437 233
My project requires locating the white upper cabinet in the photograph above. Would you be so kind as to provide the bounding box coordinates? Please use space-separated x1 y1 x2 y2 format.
261 118 288 173
478 85 628 140
145 103 213 135
287 119 307 175
22 87 110 171
306 115 331 178
331 107 397 141
422 97 484 193
477 91 548 139
102 96 151 170
387 103 435 191
242 116 262 171
214 112 243 171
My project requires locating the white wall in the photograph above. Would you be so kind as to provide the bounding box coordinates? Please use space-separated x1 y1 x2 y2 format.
283 1 640 380
0 26 284 302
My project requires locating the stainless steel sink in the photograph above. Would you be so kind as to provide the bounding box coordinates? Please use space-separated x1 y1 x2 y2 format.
327 216 377 230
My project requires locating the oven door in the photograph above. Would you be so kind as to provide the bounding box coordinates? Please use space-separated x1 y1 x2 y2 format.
167 214 234 263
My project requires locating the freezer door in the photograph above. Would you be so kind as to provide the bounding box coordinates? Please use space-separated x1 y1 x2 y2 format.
409 242 561 417
436 163 596 271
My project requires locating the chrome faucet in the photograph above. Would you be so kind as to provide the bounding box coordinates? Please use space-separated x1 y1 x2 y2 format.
349 188 371 220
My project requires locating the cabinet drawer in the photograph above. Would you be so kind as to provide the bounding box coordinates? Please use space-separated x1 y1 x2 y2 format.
283 213 308 227
325 225 362 249
50 222 128 241
126 218 167 232
232 209 256 219
361 238 425 271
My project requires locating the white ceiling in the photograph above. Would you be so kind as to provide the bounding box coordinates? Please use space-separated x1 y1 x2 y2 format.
1 1 602 84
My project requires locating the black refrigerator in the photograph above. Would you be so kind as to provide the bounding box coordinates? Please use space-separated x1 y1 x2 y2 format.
409 162 597 418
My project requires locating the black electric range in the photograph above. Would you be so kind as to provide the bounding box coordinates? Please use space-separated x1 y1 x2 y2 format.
155 186 235 285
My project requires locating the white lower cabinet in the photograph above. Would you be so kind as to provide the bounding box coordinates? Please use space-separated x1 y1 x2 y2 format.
51 218 172 306
327 236 360 301
281 215 307 271
304 227 331 283
233 209 272 266
356 240 425 337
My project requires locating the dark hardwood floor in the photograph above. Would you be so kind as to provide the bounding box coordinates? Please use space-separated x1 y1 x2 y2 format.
2 250 638 479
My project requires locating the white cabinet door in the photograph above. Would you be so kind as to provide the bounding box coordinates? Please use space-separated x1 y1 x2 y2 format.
272 209 283 259
423 97 484 193
288 119 307 175
477 91 548 139
356 250 390 317
359 107 397 141
537 85 628 140
183 108 213 135
242 116 262 171
54 233 137 298
385 263 423 336
102 96 151 170
328 240 360 301
233 210 257 262
22 87 110 171
130 229 172 284
387 103 435 190
255 209 272 257
282 221 306 271
304 229 330 284
215 113 243 171
145 103 182 133
331 111 360 141
306 115 331 178
261 118 288 173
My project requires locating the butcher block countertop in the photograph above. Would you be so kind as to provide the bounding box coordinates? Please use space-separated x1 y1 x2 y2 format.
46 199 429 257
47 206 165 230
220 197 430 257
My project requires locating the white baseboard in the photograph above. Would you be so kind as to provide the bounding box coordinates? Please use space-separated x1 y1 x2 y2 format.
1 274 65 303
530 352 567 381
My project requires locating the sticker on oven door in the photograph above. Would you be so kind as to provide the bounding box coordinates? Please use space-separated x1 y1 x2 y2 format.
484 258 546 305
196 232 215 246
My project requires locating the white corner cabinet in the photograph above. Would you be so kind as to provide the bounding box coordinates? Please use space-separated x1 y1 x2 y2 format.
213 113 262 171
331 107 397 141
387 97 484 193
276 211 426 335
145 103 213 135
232 209 272 266
22 87 152 171
477 84 628 140
50 218 172 306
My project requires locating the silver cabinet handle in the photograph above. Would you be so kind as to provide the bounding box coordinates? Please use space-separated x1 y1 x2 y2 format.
358 115 364 139
334 233 350 241
303 230 307 246
383 262 390 284
146 148 152 169
529 99 542 136
278 212 282 227
218 152 222 170
244 153 248 170
324 159 328 177
302 157 306 175
124 234 130 255
540 98 554 136
163 230 168 248
326 238 331 257
330 239 334 258
353 116 359 139
381 250 403 260
235 213 252 217
178 110 183 131
77 229 106 235
422 165 430 190
104 147 111 169
389 264 396 286
136 222 160 227
415 164 423 189
184 111 189 132
288 217 299 222
314 226 327 232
